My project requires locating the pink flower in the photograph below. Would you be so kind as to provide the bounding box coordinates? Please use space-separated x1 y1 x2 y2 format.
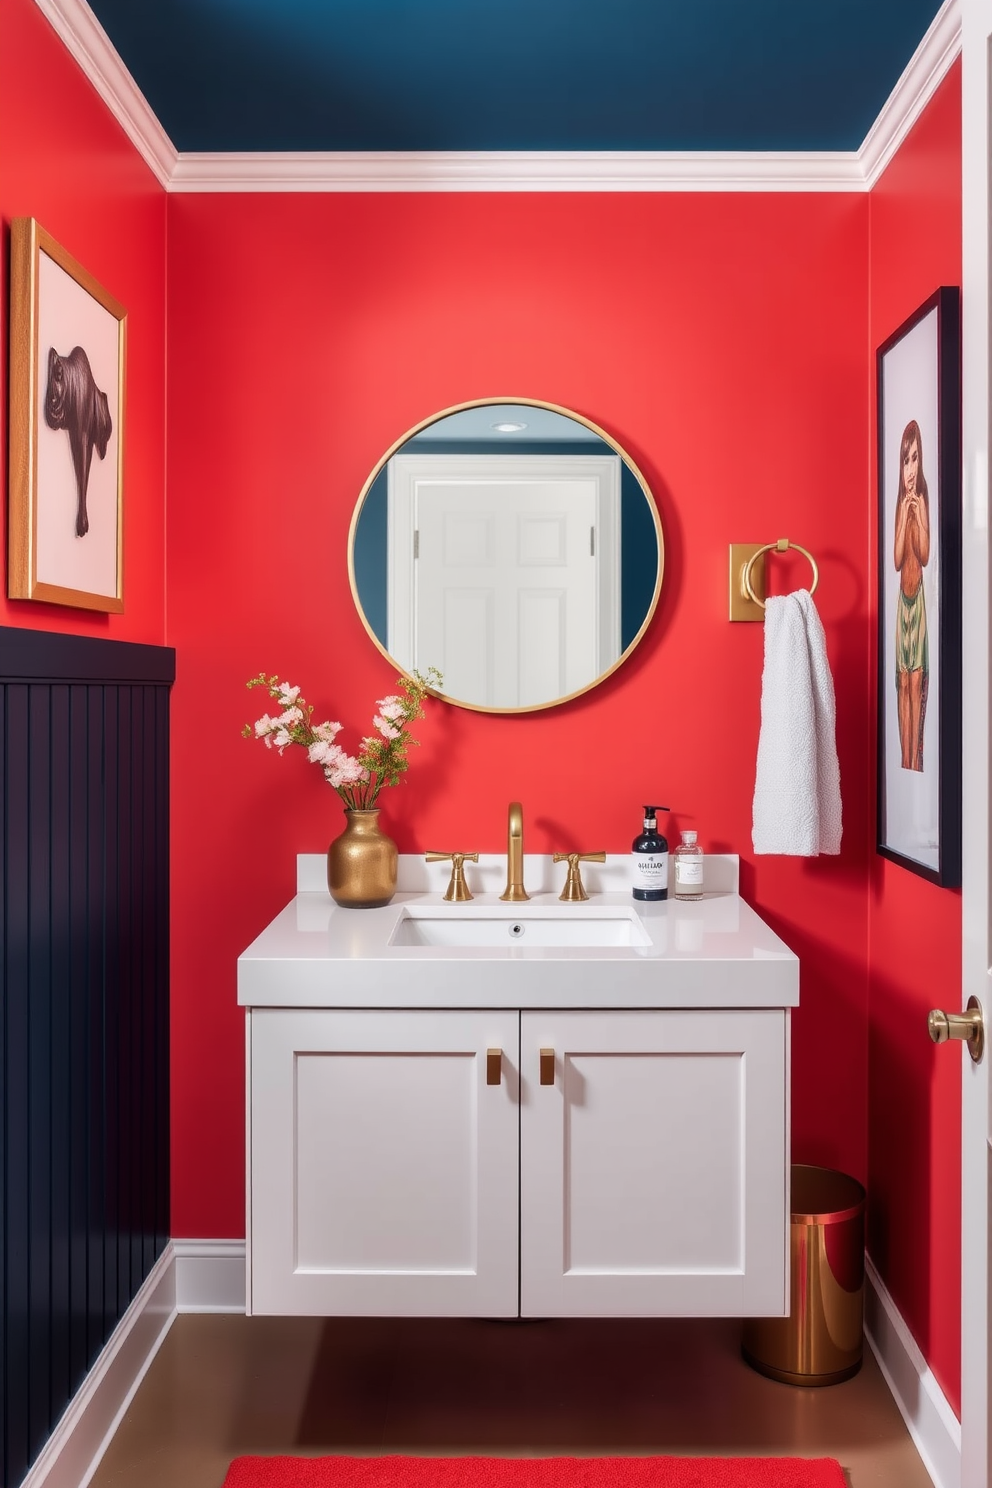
312 720 342 743
254 714 278 746
322 748 368 789
245 665 439 811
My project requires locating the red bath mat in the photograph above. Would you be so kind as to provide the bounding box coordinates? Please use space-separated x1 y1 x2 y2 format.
220 1457 847 1488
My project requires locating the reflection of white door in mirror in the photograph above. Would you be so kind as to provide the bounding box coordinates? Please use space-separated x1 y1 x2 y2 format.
387 454 620 710
348 398 664 714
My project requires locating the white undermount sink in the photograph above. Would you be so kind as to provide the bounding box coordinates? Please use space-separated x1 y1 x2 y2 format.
389 907 651 948
237 855 801 1009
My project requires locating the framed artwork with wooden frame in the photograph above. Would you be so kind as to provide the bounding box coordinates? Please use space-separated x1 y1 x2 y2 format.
876 285 961 886
8 217 126 612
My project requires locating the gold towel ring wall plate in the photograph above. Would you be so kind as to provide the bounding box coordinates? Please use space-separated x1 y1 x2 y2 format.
729 539 819 621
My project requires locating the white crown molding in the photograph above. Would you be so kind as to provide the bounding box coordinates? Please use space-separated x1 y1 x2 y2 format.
865 1256 962 1488
33 0 177 188
35 0 961 192
168 149 865 193
859 0 962 188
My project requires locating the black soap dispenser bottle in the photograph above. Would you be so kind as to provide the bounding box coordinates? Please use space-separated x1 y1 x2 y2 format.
632 804 670 901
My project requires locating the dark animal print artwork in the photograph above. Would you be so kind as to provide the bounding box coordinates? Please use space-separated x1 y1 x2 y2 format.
44 345 112 537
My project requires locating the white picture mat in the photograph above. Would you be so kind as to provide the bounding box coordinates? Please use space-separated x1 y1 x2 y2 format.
35 249 120 598
879 306 941 872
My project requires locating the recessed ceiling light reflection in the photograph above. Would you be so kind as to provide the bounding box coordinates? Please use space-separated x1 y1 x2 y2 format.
492 421 527 433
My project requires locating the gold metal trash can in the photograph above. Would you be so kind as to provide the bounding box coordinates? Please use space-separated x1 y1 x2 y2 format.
742 1164 866 1386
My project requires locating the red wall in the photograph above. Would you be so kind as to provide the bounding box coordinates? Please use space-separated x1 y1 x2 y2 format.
0 0 167 646
3 0 965 1415
867 64 964 1414
166 189 872 1237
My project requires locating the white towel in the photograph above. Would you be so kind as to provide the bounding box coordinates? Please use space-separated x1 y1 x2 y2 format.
752 589 842 856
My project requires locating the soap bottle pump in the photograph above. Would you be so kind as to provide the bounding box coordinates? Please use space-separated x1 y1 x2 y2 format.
632 804 670 902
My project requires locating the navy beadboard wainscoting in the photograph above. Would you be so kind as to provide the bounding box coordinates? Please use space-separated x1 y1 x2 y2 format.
1 627 175 1488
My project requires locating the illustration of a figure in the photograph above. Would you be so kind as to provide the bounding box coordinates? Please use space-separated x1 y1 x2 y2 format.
44 345 112 538
893 418 930 771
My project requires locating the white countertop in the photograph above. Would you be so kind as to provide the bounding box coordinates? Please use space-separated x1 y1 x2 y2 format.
237 854 799 1011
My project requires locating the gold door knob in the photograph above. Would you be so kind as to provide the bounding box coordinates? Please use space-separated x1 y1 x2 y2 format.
928 996 984 1063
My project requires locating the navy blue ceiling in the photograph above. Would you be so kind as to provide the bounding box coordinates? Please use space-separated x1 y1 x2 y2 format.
85 0 945 155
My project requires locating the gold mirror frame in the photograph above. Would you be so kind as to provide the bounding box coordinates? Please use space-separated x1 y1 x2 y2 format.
347 397 665 714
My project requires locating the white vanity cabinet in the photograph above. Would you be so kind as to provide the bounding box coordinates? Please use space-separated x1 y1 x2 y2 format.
519 1010 787 1318
248 1008 521 1317
247 1003 788 1319
240 855 798 1322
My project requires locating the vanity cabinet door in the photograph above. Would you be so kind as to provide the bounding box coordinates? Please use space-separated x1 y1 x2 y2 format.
248 1008 520 1317
519 1009 788 1318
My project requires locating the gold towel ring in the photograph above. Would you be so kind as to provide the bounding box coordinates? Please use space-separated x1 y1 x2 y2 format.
742 538 819 610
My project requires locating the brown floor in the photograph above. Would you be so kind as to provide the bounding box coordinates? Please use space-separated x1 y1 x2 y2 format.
89 1315 935 1488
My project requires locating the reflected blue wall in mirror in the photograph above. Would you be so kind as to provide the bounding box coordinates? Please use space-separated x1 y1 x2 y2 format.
352 468 389 640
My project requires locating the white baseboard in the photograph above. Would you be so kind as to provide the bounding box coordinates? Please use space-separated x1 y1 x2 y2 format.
20 1245 176 1488
20 1244 957 1488
173 1238 247 1314
19 1239 246 1488
865 1256 962 1488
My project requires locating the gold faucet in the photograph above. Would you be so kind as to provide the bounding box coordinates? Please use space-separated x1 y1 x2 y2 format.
424 850 478 902
499 801 530 901
553 850 606 902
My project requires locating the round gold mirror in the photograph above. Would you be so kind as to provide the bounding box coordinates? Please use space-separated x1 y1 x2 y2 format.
348 398 664 713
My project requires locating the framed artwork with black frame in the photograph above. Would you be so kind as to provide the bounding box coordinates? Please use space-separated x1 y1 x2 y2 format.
876 285 961 886
7 217 126 612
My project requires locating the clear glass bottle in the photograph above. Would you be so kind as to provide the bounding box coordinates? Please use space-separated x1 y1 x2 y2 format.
673 830 704 900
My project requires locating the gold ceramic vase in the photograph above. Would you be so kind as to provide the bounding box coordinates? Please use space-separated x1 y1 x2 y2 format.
327 808 398 908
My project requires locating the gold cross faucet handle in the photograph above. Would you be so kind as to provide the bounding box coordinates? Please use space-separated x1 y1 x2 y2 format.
552 850 606 902
425 851 480 902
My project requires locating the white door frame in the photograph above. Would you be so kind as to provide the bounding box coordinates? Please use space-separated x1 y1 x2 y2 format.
960 3 991 1482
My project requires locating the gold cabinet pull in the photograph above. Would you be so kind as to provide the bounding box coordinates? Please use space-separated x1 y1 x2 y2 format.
487 1048 502 1085
929 996 984 1063
540 1048 555 1086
